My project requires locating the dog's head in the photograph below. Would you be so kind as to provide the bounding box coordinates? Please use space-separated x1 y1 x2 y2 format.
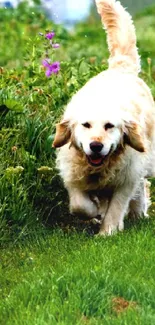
53 85 145 167
53 119 144 168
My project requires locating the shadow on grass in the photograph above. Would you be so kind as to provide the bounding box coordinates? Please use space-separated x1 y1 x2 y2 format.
36 177 155 237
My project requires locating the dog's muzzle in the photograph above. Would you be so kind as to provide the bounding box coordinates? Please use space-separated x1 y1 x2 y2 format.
86 143 114 167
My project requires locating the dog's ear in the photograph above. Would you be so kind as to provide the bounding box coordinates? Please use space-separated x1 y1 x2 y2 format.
123 121 145 152
52 120 71 148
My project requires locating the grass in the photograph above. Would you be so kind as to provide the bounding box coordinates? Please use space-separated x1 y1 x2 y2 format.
1 220 155 324
1 2 155 324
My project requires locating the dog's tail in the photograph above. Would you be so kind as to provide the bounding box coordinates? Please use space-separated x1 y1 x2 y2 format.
95 0 140 75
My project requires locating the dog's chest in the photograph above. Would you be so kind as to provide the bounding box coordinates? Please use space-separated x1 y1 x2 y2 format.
85 171 114 190
87 173 101 184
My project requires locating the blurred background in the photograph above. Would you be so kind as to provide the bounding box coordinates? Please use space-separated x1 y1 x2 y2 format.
0 0 154 25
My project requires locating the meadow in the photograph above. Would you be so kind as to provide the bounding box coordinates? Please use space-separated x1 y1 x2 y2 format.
1 2 155 324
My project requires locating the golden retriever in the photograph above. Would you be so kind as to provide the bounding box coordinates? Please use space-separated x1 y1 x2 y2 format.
53 0 155 235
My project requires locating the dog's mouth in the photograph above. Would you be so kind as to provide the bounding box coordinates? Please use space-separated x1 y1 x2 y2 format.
87 154 104 167
86 146 114 167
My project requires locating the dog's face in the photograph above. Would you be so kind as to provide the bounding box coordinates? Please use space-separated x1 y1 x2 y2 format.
53 103 145 167
73 116 122 166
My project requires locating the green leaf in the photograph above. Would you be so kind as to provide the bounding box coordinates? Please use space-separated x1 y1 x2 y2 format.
0 98 23 113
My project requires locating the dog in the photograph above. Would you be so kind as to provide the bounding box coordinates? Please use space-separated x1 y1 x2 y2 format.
53 0 155 235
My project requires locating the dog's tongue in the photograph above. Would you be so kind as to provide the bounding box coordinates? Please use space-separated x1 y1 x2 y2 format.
89 156 103 165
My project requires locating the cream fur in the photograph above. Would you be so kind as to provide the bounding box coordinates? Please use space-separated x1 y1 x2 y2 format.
53 0 155 235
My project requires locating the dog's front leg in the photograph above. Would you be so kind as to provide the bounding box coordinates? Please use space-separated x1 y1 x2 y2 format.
99 184 135 235
68 188 98 219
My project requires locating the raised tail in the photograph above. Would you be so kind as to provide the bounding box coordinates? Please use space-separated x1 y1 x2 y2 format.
95 0 140 75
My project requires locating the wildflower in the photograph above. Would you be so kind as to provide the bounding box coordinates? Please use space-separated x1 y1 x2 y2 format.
45 67 53 78
45 32 55 40
11 146 18 152
5 166 24 180
50 61 60 74
42 59 60 77
52 43 60 49
42 59 51 68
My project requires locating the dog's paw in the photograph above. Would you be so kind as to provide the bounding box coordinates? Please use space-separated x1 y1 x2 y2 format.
98 220 124 236
143 212 150 219
91 216 102 225
70 201 98 219
69 191 99 219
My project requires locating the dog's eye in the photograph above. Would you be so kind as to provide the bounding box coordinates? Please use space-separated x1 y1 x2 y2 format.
104 123 114 130
82 122 91 128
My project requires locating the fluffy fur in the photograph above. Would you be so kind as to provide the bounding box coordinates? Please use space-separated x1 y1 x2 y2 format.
53 0 155 235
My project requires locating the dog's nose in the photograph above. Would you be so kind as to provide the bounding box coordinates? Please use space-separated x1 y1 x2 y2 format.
90 141 103 153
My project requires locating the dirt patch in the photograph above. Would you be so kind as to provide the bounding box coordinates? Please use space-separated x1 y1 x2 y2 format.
112 297 138 315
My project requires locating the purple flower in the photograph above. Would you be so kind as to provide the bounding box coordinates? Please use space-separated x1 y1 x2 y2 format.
42 59 51 68
45 32 55 40
45 68 53 78
42 59 60 77
52 43 60 49
50 61 60 74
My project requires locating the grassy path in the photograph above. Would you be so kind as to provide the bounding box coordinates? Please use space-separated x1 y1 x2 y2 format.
1 219 155 325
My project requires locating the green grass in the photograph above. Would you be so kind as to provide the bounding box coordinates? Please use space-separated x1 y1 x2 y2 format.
1 3 155 324
1 221 155 324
